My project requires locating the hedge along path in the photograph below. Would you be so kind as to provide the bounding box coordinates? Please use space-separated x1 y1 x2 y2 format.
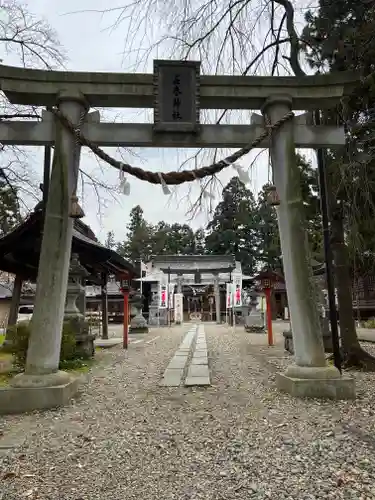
51 107 295 186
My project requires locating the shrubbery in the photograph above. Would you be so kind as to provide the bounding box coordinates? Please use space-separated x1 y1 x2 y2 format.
363 318 375 329
6 320 90 371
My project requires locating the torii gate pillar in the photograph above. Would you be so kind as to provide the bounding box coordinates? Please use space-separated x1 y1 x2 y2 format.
11 91 88 395
262 95 354 399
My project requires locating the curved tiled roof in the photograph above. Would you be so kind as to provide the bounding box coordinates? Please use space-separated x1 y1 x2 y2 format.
0 204 137 280
152 254 236 272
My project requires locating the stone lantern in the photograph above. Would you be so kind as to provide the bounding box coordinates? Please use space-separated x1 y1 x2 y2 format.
244 289 265 333
64 253 96 357
65 254 88 317
129 289 149 334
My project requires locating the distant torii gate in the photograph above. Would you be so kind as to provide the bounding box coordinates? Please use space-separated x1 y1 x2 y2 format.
0 60 358 412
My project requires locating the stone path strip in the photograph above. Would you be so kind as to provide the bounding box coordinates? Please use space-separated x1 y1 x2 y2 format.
159 325 197 387
185 324 211 386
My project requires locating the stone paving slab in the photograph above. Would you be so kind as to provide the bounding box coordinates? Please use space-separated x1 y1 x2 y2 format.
184 324 211 386
180 338 196 348
191 357 208 365
171 353 188 360
159 326 197 387
187 365 210 378
159 368 184 387
196 343 207 349
185 376 211 386
168 356 188 369
194 350 208 358
175 350 190 356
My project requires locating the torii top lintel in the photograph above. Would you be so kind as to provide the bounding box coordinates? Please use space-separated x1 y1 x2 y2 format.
0 63 359 110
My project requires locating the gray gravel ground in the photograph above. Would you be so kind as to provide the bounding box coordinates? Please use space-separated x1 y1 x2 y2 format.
1 325 375 500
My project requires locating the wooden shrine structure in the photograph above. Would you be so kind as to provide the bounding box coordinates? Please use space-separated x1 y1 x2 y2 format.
0 202 137 335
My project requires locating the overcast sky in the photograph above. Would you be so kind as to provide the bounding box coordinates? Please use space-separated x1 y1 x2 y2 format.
5 0 314 244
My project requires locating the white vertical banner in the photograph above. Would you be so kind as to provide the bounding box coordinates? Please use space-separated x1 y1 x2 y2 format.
168 283 175 309
233 272 242 307
174 293 183 324
158 271 168 309
226 283 233 309
140 260 147 297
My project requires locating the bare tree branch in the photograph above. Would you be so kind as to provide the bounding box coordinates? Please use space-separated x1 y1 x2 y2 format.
0 1 140 229
71 0 301 214
272 0 305 76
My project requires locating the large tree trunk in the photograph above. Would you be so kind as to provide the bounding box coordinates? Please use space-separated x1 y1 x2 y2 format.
330 204 358 350
331 203 375 370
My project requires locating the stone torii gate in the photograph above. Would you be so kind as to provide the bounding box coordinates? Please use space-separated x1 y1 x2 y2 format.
0 61 357 413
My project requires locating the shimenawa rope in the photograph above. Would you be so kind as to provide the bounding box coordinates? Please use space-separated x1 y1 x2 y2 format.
51 107 294 186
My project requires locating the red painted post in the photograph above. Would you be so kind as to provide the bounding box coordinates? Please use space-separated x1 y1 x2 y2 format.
265 287 273 346
122 288 129 349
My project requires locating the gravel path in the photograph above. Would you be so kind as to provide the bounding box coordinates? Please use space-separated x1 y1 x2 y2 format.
1 324 375 500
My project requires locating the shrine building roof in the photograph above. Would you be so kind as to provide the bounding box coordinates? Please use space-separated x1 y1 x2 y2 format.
151 254 236 273
0 203 137 283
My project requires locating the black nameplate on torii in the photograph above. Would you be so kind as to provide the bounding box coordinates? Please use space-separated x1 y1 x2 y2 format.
153 59 201 133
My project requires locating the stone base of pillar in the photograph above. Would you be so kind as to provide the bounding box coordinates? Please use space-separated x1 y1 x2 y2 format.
0 371 79 414
276 364 355 400
11 369 71 387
